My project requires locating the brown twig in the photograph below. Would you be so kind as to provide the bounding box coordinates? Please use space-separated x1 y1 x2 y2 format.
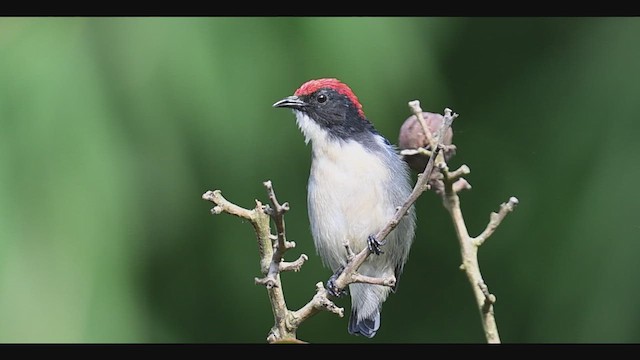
440 160 519 343
202 104 456 342
408 101 452 168
408 100 436 150
258 180 298 289
474 197 519 247
203 186 314 343
204 102 518 344
331 106 457 293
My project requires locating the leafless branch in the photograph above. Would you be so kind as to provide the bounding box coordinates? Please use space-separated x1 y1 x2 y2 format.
203 185 323 343
474 197 519 247
331 105 456 293
203 100 518 344
408 100 436 150
439 157 518 343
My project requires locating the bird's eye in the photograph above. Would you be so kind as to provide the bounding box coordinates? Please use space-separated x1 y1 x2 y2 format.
317 94 327 103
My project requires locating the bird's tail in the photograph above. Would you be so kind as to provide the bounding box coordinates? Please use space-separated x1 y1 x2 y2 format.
348 308 380 338
347 279 391 338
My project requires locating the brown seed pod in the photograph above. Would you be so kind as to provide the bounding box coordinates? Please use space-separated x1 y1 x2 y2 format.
398 111 456 173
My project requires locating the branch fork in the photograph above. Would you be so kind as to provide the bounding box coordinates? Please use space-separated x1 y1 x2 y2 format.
435 141 518 344
398 101 519 344
203 99 519 343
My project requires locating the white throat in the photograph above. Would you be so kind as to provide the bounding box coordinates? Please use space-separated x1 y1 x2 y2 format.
294 111 329 146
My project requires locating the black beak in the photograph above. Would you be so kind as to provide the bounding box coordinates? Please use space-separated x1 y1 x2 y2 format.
273 95 307 109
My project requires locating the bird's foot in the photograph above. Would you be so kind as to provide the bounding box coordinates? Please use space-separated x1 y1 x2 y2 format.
367 235 386 255
326 266 348 298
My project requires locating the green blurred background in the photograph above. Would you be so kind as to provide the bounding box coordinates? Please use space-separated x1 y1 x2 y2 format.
0 17 639 343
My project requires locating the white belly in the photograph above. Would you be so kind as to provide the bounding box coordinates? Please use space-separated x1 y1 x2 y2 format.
307 138 395 272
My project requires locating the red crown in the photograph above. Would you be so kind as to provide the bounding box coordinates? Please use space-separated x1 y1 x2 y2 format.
294 78 365 119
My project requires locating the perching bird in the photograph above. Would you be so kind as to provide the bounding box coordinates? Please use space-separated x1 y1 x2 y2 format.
273 78 416 338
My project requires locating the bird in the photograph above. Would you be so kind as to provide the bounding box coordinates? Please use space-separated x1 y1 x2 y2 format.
273 78 416 338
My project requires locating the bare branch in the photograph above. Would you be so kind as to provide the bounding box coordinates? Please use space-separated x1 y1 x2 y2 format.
255 276 278 289
478 281 497 307
343 240 356 261
447 165 471 181
332 107 457 294
288 283 345 331
256 181 301 290
203 185 303 343
280 254 309 272
400 147 433 157
263 180 292 250
408 100 436 150
204 102 517 345
202 190 255 219
351 273 397 287
401 145 457 158
474 197 519 247
202 189 272 274
439 133 518 343
452 178 472 192
204 183 342 343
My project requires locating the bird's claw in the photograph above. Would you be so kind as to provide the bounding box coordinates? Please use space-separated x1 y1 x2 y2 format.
326 278 347 298
367 235 385 255
326 266 348 298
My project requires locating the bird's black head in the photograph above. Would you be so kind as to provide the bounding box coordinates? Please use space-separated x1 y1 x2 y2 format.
273 78 381 142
